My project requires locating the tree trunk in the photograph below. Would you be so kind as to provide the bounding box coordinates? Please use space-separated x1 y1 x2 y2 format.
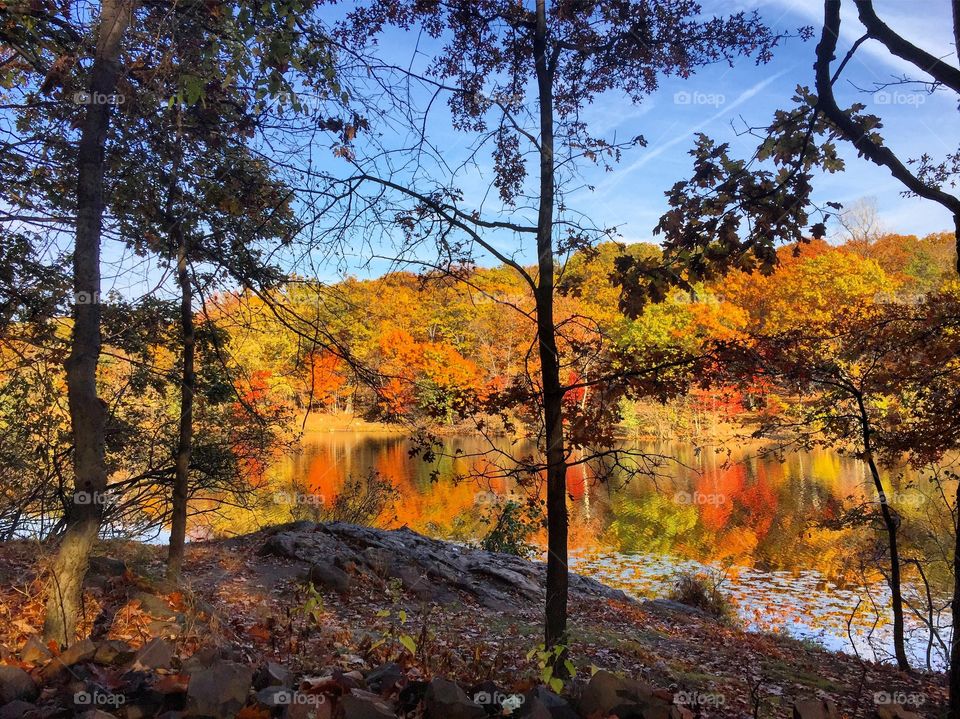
43 0 134 646
167 225 194 581
533 0 568 653
857 396 909 670
954 213 959 276
949 476 960 718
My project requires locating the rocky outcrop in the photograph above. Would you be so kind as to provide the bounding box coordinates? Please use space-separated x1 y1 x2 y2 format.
256 521 631 610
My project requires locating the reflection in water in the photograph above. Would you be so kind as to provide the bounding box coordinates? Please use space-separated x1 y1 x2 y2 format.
203 430 953 669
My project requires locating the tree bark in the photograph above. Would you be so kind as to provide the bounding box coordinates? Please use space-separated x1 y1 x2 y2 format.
166 223 194 581
857 395 909 670
43 0 134 646
533 0 568 654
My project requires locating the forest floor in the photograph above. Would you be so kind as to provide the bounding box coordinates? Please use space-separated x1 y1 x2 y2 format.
0 522 946 718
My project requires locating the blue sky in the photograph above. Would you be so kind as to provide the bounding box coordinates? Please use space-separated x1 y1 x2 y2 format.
318 0 959 280
577 0 960 245
101 0 959 293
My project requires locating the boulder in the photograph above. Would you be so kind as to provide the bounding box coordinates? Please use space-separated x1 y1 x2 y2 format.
528 687 578 719
307 562 351 594
255 686 293 709
794 699 840 719
256 522 631 613
578 670 656 717
0 666 38 704
423 678 485 719
255 661 294 690
340 689 397 719
185 660 253 718
366 663 405 694
181 645 221 674
88 556 127 577
129 638 175 670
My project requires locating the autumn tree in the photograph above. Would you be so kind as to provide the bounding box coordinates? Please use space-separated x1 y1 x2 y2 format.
711 293 960 672
323 0 798 653
2 0 352 640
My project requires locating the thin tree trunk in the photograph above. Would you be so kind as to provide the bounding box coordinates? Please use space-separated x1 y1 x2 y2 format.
533 0 568 654
857 395 909 670
167 224 194 581
43 0 133 646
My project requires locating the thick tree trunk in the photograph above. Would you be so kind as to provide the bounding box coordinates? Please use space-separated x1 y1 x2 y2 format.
167 226 194 581
950 478 960 718
43 0 133 646
533 0 568 653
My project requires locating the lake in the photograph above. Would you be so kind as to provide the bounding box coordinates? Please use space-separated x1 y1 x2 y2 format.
198 430 954 670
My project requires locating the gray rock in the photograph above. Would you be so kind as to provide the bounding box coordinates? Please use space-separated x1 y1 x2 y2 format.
0 666 38 704
0 700 36 719
579 670 663 718
424 678 484 719
259 661 294 689
88 556 127 577
185 660 253 718
19 636 51 664
255 686 293 708
257 522 632 614
341 689 396 719
365 663 404 693
181 645 221 674
130 637 174 670
794 699 840 719
529 687 579 719
307 562 351 594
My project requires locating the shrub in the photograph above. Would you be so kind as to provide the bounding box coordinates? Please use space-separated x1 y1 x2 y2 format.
669 570 735 622
479 500 541 558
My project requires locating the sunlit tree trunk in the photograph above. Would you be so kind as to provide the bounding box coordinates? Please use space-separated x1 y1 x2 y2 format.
44 0 134 646
857 394 909 670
